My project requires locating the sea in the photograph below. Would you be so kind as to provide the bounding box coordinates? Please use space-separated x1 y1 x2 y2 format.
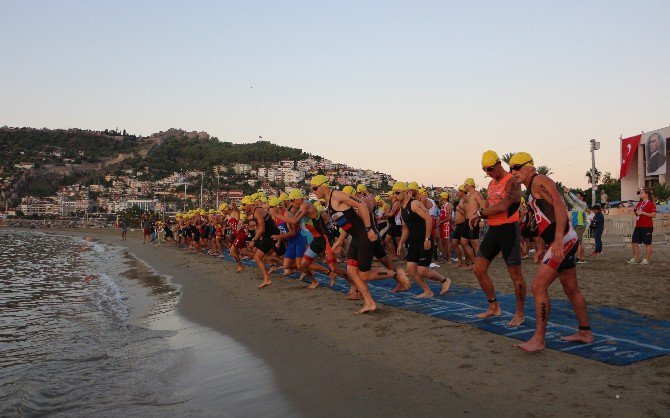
0 229 295 417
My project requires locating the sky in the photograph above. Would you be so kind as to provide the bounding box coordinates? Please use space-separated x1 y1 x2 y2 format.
2 0 669 188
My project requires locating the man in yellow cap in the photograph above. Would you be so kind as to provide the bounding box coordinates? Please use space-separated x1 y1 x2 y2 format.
453 185 475 268
313 177 409 312
509 152 592 351
469 150 526 327
274 182 344 289
437 191 453 263
392 182 451 298
462 177 485 257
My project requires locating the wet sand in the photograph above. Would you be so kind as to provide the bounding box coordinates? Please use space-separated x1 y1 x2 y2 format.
49 229 670 416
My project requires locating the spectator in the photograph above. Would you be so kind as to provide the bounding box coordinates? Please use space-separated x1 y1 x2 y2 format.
141 213 151 244
589 205 604 256
600 191 608 206
628 188 656 265
563 188 588 264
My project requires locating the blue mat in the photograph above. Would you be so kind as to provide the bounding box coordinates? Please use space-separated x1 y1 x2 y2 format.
217 251 670 366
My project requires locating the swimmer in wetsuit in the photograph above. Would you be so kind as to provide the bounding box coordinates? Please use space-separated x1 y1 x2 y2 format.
509 152 593 351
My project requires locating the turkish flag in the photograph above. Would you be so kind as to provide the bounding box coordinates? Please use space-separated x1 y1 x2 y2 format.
620 134 642 178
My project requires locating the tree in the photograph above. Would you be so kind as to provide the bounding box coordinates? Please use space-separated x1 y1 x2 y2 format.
537 165 553 176
585 168 602 185
652 183 670 203
501 153 516 165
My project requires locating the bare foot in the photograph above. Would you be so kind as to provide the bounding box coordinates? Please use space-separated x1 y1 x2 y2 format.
439 277 452 295
307 280 319 289
477 304 502 318
268 265 279 274
281 269 293 277
258 280 272 289
328 270 337 287
415 291 434 299
236 265 245 273
560 331 594 344
396 268 411 292
507 313 525 327
346 291 363 300
356 303 377 314
457 263 468 270
514 337 545 352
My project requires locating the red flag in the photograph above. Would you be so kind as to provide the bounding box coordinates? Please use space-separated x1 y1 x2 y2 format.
620 134 642 178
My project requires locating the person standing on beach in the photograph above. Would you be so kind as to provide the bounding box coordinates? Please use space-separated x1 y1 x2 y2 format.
141 213 151 244
589 205 604 256
563 188 588 264
509 152 593 352
394 181 451 298
117 218 128 240
628 187 656 265
462 178 484 255
437 192 453 263
246 195 280 289
468 150 526 327
452 185 472 268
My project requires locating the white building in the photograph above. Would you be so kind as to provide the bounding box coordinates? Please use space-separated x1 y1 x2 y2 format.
284 170 305 183
233 164 252 174
279 160 294 168
61 201 77 214
620 126 670 201
126 199 158 212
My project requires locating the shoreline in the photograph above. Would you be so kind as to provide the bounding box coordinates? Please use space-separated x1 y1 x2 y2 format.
33 228 670 416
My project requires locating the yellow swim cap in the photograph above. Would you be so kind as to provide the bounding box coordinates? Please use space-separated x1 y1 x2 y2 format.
288 189 304 200
439 191 449 199
342 185 355 195
241 196 253 206
464 178 476 187
509 152 534 167
219 203 230 211
356 184 368 193
407 181 419 191
314 203 324 213
418 187 427 196
392 181 408 192
458 184 467 192
279 192 289 202
374 195 382 203
208 209 215 214
268 196 281 207
481 150 500 168
310 175 329 187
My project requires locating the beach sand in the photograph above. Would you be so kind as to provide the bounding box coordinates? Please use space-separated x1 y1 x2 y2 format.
48 229 670 416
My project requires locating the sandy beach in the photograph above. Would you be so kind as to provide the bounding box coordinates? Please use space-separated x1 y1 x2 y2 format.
44 228 670 417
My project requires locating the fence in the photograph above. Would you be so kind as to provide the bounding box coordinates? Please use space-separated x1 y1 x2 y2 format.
584 218 669 246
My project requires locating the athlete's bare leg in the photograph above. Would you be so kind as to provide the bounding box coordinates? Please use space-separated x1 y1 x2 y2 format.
472 257 502 318
558 268 593 344
459 238 475 267
254 249 272 288
515 264 560 352
507 265 526 327
351 267 377 313
417 266 451 295
230 245 245 272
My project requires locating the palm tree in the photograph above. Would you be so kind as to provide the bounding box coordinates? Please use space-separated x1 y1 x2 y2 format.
585 168 602 185
537 165 553 176
501 152 515 165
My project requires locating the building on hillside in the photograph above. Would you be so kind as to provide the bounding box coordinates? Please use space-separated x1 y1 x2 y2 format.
279 160 294 168
14 162 34 170
19 200 59 215
233 164 252 174
61 200 77 214
127 199 158 212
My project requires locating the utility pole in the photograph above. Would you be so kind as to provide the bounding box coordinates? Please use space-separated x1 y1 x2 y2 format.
200 173 204 208
590 138 600 206
216 174 220 208
183 182 187 211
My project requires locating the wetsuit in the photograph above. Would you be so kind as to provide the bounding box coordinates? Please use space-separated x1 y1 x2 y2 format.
527 174 578 272
401 198 433 267
328 196 374 272
302 210 336 265
254 208 279 254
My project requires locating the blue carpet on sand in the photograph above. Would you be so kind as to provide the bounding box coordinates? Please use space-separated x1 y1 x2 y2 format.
220 252 670 366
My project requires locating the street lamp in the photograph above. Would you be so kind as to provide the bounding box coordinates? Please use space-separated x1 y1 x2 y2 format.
590 138 600 206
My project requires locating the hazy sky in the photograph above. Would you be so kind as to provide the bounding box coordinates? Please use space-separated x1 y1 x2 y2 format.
2 1 669 188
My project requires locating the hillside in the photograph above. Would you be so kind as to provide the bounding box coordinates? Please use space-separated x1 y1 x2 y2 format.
0 126 316 203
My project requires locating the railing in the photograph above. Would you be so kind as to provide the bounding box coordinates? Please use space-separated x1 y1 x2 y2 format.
584 218 669 246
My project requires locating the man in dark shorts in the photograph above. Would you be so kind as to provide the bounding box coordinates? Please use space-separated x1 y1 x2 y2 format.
141 213 151 244
509 152 593 352
469 150 526 327
393 182 451 299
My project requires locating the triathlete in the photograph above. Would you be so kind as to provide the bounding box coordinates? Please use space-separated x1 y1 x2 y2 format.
508 152 593 351
469 150 526 327
462 177 484 255
248 195 280 289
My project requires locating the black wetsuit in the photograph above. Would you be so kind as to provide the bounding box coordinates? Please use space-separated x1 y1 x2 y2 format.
401 198 432 267
254 208 279 254
327 195 373 272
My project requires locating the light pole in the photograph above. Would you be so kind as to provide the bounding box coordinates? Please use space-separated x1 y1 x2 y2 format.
590 138 600 206
216 174 220 208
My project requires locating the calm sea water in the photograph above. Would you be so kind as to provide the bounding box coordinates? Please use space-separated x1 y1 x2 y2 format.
0 229 294 417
